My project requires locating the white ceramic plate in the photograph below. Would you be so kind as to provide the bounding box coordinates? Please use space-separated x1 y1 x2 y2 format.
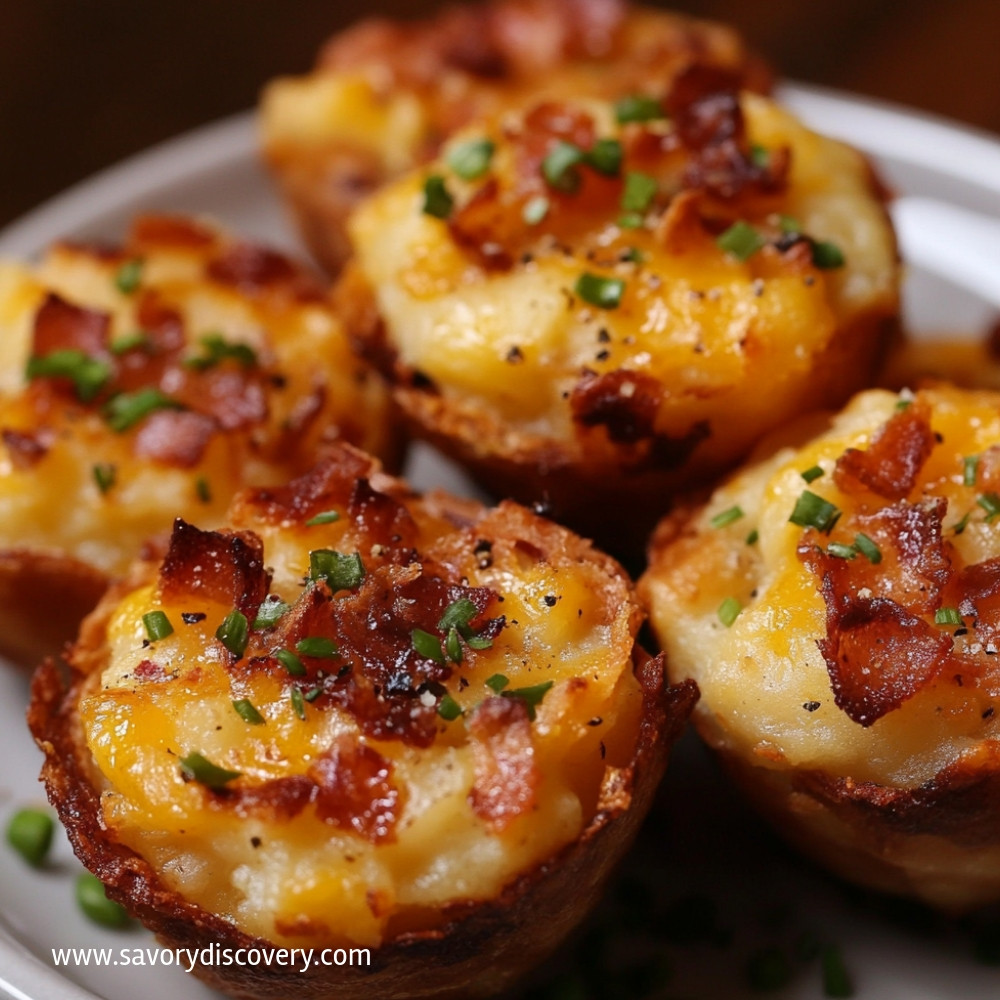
2 84 1000 1000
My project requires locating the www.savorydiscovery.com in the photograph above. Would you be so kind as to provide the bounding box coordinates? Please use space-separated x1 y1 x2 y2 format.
51 944 371 973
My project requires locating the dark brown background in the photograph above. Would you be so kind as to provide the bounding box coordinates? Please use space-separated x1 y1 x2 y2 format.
2 0 999 230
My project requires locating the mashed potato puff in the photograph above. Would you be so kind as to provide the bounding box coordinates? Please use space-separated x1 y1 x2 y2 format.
31 444 695 1000
0 215 398 666
259 0 770 274
641 385 1000 911
345 77 899 554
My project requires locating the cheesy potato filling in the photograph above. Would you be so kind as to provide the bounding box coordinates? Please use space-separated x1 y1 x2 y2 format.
643 386 1000 789
348 87 898 466
0 216 393 575
78 452 644 948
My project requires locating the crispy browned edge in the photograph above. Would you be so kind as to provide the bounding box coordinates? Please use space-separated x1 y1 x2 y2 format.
0 550 108 669
29 510 698 1000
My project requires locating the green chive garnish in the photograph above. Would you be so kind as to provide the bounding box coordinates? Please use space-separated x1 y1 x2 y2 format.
746 528 759 545
717 221 765 262
437 694 463 721
438 598 478 632
964 455 980 487
216 609 249 657
296 636 339 658
109 331 149 355
853 533 882 564
103 387 180 432
445 627 463 664
275 648 306 676
575 272 626 309
114 258 143 295
614 94 666 124
502 680 554 721
789 490 841 534
978 492 1000 522
422 174 454 219
195 476 211 503
801 465 824 483
953 510 972 535
6 808 54 867
447 138 495 180
232 698 264 725
75 873 130 927
718 597 742 627
621 171 658 216
412 628 444 664
542 141 586 193
486 673 510 693
821 945 854 998
93 463 116 495
305 510 340 527
827 542 857 560
811 240 845 269
935 607 962 626
466 635 493 650
895 396 913 411
309 550 366 591
290 687 306 720
778 214 801 234
26 349 111 403
179 752 242 789
253 596 290 629
710 505 744 529
142 610 174 641
522 195 550 225
304 686 324 702
184 333 257 371
749 143 769 168
586 138 623 176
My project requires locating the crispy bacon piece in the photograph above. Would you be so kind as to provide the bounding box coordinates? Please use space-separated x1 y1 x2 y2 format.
348 477 418 551
207 243 323 300
834 400 936 501
468 696 539 830
159 519 270 618
31 293 110 360
309 739 401 843
447 179 517 271
956 557 1000 646
169 366 268 432
226 775 316 823
571 369 662 444
2 428 49 469
132 410 216 468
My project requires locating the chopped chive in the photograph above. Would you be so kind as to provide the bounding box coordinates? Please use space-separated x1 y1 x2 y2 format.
502 680 554 721
953 510 973 535
978 492 1000 522
75 872 130 927
114 258 143 295
422 174 454 219
305 510 340 527
232 698 264 725
437 694 463 720
749 143 770 168
542 141 586 193
109 331 149 354
290 687 306 720
853 532 882 564
522 195 550 225
778 214 801 234
801 465 824 483
438 598 478 632
575 272 626 309
309 549 366 591
935 607 962 626
614 94 666 124
445 627 463 664
709 505 744 529
447 138 495 180
586 138 623 176
142 610 174 641
275 648 306 676
5 808 54 867
745 947 792 992
618 212 644 229
26 349 111 403
621 171 658 215
811 240 845 269
252 596 290 629
103 387 181 432
717 220 765 262
789 490 841 534
195 476 211 503
486 673 510 693
746 528 760 545
718 597 742 627
93 462 116 495
964 454 980 487
466 635 493 650
183 332 257 371
304 685 324 702
827 542 857 560
412 628 444 664
179 752 242 789
296 636 339 658
216 609 249 658
821 945 854 997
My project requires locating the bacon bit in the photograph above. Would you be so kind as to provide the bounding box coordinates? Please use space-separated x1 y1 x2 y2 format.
309 738 401 843
834 399 936 500
31 294 110 360
468 696 539 830
571 369 662 443
348 478 418 551
159 519 270 617
976 445 1000 492
133 659 170 683
169 365 268 432
957 558 1000 646
226 774 316 821
517 101 597 183
447 178 517 271
2 428 49 469
130 215 216 249
207 243 323 301
654 189 710 253
132 409 216 468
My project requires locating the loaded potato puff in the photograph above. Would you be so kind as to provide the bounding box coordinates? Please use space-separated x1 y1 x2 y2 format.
260 0 771 273
30 445 695 1000
641 385 1000 911
0 215 397 667
344 71 900 554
